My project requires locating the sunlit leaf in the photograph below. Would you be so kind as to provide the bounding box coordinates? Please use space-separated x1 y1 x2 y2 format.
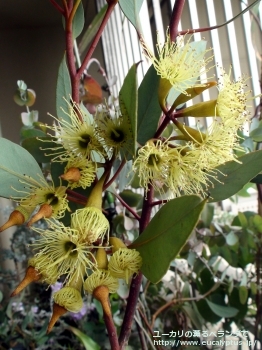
119 0 143 30
0 138 45 199
130 195 206 283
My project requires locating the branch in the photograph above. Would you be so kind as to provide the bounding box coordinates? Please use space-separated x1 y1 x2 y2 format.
135 312 148 350
104 309 120 350
169 0 186 41
49 0 65 15
77 2 117 79
119 272 143 349
113 192 140 221
138 308 164 350
119 186 154 349
151 282 220 327
104 159 126 190
178 0 261 35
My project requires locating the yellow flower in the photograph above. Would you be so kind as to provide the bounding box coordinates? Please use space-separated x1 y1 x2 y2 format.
141 31 213 96
216 69 250 128
108 248 142 283
61 157 96 189
132 140 171 193
178 120 241 169
166 146 212 198
96 110 133 157
28 255 59 285
84 269 119 294
71 207 109 244
13 175 69 220
53 286 83 313
43 100 104 162
31 219 96 284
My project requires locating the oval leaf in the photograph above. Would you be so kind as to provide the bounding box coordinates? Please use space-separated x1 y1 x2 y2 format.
205 299 238 318
78 5 107 55
130 195 206 283
21 137 58 163
72 1 84 39
67 326 100 350
56 55 72 123
119 0 143 30
208 150 262 202
137 65 161 145
119 64 138 159
0 138 45 198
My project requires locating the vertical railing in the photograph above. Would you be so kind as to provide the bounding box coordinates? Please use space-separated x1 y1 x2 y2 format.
96 0 261 114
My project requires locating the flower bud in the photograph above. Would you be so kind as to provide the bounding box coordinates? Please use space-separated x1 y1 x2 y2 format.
0 206 32 232
93 285 111 316
108 248 142 283
60 167 81 183
11 266 41 297
47 287 83 333
84 270 118 295
96 248 108 269
27 204 53 226
47 303 67 334
109 237 127 253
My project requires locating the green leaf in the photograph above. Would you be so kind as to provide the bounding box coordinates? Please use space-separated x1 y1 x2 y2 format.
0 138 45 198
72 1 84 39
67 326 100 350
130 195 206 283
250 120 262 141
119 189 142 207
238 212 248 229
119 64 138 158
205 299 238 318
208 150 262 203
137 65 161 145
119 0 143 30
21 137 57 163
251 174 262 184
78 5 107 55
62 2 84 39
56 55 72 123
226 231 238 246
20 127 46 141
183 302 204 330
253 214 262 232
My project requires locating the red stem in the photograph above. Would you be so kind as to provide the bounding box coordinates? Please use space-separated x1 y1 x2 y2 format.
76 3 117 80
119 186 154 349
114 192 140 221
104 159 126 190
169 0 186 41
49 0 65 15
104 311 120 350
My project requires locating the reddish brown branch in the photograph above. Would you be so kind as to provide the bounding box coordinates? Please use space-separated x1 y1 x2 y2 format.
49 0 65 15
169 0 186 41
76 2 117 79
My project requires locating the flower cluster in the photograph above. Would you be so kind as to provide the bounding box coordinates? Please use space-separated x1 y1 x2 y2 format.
134 33 253 198
8 174 142 333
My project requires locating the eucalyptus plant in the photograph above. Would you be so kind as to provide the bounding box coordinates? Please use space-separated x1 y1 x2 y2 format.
0 0 262 349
